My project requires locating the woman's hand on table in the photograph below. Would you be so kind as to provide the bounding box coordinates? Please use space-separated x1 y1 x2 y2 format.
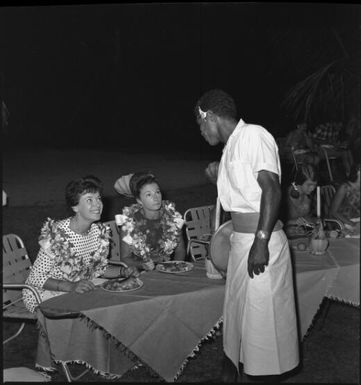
123 265 140 278
141 260 155 271
72 279 96 294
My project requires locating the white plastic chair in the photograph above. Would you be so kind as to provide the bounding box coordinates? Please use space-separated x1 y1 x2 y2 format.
183 205 214 261
3 234 41 345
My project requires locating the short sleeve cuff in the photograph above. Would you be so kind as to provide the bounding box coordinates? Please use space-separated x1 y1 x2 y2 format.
254 162 280 177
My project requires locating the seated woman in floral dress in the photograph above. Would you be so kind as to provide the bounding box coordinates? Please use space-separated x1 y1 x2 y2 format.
285 164 318 238
114 172 186 271
329 162 360 233
23 175 135 313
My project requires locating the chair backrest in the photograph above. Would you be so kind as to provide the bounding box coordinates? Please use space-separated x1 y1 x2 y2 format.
103 220 121 262
3 234 31 306
183 205 214 241
183 205 214 260
320 185 336 217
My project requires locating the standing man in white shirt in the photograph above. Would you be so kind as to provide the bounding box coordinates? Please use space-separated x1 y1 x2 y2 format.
195 89 299 382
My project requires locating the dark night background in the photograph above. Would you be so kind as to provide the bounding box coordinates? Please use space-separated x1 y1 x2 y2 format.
1 2 360 157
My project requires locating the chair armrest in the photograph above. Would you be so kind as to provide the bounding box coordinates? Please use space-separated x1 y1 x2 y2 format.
189 239 211 247
107 260 128 267
324 218 344 231
3 283 42 305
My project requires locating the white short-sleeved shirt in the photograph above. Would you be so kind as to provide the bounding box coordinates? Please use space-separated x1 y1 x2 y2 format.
217 119 281 213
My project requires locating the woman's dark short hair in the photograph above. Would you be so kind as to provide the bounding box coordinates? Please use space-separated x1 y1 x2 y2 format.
348 163 360 183
294 163 318 186
65 175 103 209
129 172 160 199
195 89 238 121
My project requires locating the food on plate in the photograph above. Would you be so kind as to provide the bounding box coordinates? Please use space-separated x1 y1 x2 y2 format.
156 261 193 273
101 277 142 292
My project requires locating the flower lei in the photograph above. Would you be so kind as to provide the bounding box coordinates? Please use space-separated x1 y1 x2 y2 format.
39 218 111 281
116 201 184 262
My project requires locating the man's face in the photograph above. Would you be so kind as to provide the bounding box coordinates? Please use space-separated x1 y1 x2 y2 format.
197 114 220 146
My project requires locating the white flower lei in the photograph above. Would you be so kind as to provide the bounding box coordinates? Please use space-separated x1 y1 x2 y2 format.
116 201 184 262
39 218 110 281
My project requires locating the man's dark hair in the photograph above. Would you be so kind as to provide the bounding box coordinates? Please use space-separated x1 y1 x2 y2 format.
65 175 103 209
195 89 238 120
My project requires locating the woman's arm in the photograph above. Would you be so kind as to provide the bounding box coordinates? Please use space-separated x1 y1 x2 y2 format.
28 249 95 293
329 184 355 226
43 277 95 293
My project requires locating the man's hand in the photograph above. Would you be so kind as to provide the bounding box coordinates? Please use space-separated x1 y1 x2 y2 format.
247 239 270 279
205 161 219 185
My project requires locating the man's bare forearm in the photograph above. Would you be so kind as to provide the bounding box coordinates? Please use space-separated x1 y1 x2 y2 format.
257 171 282 237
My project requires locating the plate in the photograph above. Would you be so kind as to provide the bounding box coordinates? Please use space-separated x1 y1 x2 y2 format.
156 261 193 274
101 277 143 292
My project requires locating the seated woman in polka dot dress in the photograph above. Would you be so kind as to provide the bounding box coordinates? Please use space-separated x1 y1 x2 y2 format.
22 175 136 313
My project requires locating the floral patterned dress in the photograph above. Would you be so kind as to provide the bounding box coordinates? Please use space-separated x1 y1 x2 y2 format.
117 200 184 264
338 182 360 220
23 217 110 313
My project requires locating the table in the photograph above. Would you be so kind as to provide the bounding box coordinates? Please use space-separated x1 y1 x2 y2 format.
290 237 359 337
36 262 225 382
36 238 359 381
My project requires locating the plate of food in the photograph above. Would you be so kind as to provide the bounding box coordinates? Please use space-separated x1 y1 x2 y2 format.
101 277 143 292
156 261 194 274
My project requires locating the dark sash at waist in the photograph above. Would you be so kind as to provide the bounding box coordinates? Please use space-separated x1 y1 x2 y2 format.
230 212 283 233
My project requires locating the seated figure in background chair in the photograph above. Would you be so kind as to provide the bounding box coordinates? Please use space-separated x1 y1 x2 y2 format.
329 162 360 234
284 122 320 167
285 164 318 238
114 171 186 271
22 175 136 313
312 120 353 178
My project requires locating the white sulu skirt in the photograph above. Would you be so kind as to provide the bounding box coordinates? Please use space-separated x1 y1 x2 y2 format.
223 229 299 375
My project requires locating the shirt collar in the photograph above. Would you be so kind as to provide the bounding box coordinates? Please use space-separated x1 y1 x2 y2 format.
222 118 245 152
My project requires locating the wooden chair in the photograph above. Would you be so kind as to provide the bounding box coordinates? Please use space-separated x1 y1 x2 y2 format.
3 234 41 345
183 205 214 261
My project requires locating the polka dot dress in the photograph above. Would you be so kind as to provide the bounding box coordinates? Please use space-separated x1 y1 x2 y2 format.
23 217 108 313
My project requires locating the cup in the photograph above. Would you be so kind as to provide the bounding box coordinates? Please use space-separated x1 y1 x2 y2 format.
115 214 123 226
205 258 223 279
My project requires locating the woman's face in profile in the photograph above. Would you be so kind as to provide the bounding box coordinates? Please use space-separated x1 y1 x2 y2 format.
300 180 317 195
137 182 162 211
